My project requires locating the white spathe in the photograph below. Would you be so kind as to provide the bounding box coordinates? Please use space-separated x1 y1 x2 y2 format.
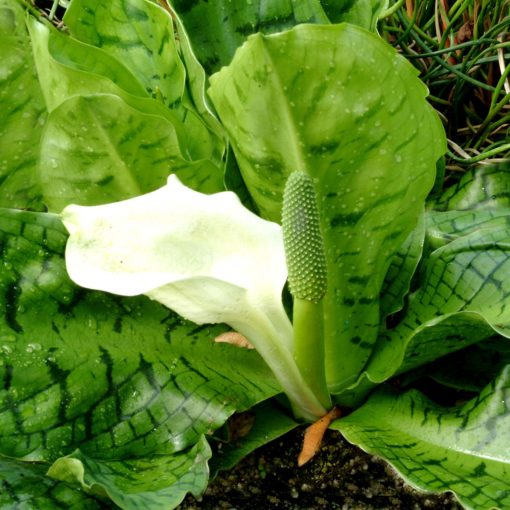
62 175 326 419
62 175 292 350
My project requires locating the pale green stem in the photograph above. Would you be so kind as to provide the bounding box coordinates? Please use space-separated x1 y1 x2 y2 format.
231 307 327 421
293 298 331 411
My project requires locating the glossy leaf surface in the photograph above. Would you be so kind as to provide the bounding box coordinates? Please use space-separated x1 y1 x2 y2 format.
365 227 510 385
335 366 510 510
426 208 510 250
321 0 388 30
28 17 222 170
39 94 223 211
380 212 425 318
49 437 211 510
209 24 445 393
0 208 280 506
432 162 510 212
0 455 111 509
27 16 146 112
171 0 330 74
0 0 46 210
165 2 226 141
64 0 186 106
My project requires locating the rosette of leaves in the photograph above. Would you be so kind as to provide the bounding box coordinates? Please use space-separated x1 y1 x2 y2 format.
1 0 510 509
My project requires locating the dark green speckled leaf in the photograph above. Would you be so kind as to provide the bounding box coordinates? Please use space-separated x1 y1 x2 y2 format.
39 94 223 212
380 211 425 318
170 0 330 74
27 16 147 112
165 1 226 143
321 0 388 30
64 0 186 107
426 163 510 250
0 208 280 507
0 454 112 509
426 208 510 250
48 437 211 510
0 0 47 210
28 16 224 180
364 226 510 387
432 162 510 212
334 365 510 510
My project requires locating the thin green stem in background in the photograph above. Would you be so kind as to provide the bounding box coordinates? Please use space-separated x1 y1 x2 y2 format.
48 0 59 20
382 0 510 169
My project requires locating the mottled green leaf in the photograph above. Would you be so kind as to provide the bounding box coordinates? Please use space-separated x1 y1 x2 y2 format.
321 0 389 30
165 2 226 142
27 16 147 111
334 366 510 510
171 0 330 74
0 0 47 210
381 212 425 318
364 227 510 385
64 0 186 107
0 455 111 509
208 24 446 393
433 162 510 212
209 401 298 476
0 208 280 463
426 163 510 250
39 94 223 211
28 17 222 167
426 209 510 250
48 436 211 510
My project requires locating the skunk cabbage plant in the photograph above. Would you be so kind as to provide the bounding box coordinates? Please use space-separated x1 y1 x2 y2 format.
1 0 510 509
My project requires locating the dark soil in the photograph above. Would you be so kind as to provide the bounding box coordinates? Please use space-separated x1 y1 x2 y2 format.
178 428 462 510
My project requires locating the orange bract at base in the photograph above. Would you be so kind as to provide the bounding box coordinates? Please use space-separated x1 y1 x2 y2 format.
298 406 342 467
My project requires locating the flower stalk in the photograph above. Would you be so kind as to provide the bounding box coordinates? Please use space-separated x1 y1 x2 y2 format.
282 172 331 412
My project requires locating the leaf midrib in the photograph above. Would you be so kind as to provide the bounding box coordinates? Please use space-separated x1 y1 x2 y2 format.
260 36 307 175
88 101 141 196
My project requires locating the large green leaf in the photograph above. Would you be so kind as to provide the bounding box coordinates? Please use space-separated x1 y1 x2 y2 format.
0 208 280 506
171 0 389 76
380 211 425 318
0 455 112 509
208 24 446 393
27 16 147 112
165 2 226 142
363 226 510 386
64 0 186 107
432 162 510 212
48 437 210 510
28 17 222 167
321 0 389 30
334 366 510 510
426 208 510 250
39 94 223 211
0 0 47 210
171 0 330 75
426 163 510 249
